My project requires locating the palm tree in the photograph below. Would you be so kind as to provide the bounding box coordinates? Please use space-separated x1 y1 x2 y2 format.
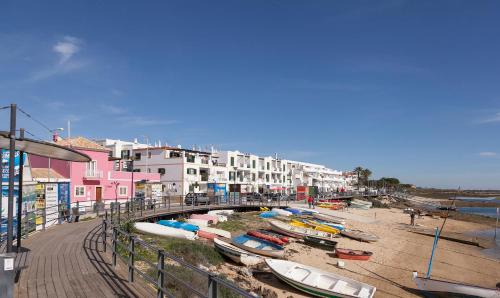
361 169 372 187
353 166 364 189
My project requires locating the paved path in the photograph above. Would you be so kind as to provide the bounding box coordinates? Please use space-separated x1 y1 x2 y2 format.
14 219 154 298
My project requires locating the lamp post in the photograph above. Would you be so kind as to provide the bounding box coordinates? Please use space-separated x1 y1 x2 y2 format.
129 156 135 203
112 181 120 206
233 166 238 205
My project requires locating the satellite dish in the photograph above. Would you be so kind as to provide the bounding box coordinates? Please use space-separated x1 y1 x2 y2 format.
0 131 91 162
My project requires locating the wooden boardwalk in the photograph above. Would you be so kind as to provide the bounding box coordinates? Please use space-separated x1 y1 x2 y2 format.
13 219 154 298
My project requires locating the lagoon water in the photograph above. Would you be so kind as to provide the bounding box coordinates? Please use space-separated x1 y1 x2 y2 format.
457 207 499 218
455 196 498 202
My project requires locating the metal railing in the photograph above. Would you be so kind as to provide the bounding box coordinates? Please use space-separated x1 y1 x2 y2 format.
102 222 254 298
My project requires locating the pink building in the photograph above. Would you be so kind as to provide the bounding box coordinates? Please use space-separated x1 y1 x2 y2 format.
29 137 160 203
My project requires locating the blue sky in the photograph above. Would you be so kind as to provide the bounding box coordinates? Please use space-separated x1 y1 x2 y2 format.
1 1 499 189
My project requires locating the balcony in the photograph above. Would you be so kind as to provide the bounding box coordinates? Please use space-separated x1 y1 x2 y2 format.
84 169 103 179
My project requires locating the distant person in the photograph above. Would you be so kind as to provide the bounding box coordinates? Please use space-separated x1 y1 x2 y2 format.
307 196 313 209
410 211 416 226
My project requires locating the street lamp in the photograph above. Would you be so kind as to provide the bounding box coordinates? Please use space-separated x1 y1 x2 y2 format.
233 166 238 205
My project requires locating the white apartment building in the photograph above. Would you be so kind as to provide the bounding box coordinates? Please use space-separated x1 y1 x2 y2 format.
132 146 229 196
95 138 149 171
97 139 354 196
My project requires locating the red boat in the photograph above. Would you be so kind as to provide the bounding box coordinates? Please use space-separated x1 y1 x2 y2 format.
335 248 373 260
257 229 289 243
247 230 285 246
197 230 216 240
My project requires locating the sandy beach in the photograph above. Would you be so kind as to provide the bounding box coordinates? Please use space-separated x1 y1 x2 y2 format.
221 205 500 297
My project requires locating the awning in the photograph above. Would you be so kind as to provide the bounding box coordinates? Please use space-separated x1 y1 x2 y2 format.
0 131 91 162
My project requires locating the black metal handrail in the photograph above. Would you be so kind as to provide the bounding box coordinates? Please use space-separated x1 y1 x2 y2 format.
105 220 255 298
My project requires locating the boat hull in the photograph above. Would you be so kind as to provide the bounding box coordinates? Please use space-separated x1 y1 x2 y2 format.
313 213 346 225
341 229 379 242
134 222 197 240
304 236 337 250
270 220 337 240
266 259 376 298
232 235 284 258
412 274 500 298
335 249 372 261
213 238 263 266
248 230 285 246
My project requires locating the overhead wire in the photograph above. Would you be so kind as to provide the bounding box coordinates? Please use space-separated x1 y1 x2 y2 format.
16 106 53 133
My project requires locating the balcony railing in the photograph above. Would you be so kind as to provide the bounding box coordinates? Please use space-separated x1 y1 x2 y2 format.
84 169 103 179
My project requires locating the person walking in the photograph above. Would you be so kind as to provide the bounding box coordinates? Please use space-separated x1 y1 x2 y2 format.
307 196 313 209
410 211 416 226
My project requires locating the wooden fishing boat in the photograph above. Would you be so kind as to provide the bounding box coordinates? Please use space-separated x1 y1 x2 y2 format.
157 220 199 232
303 236 337 250
207 209 234 216
314 220 345 231
134 222 197 240
269 220 338 240
213 238 263 266
335 248 373 261
199 226 231 238
265 259 376 298
190 214 218 224
231 234 285 258
257 229 289 243
313 213 346 225
247 230 285 246
197 230 216 240
341 229 379 242
412 272 500 297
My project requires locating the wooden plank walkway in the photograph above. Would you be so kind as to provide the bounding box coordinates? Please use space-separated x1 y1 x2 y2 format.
13 219 154 298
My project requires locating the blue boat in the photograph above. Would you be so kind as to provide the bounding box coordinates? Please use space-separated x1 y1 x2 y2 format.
284 208 302 215
259 211 278 218
157 220 199 232
231 234 285 258
316 220 345 231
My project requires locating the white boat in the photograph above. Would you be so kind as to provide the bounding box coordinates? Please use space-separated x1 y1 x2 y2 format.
213 238 263 266
232 234 285 258
412 272 500 298
208 209 234 216
272 208 293 217
313 213 346 225
266 259 376 298
186 218 210 227
294 207 320 214
134 222 197 240
199 226 232 238
269 220 337 239
215 214 228 222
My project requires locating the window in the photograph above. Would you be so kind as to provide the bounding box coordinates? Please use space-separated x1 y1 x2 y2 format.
134 152 142 160
186 154 195 163
267 162 270 170
252 160 256 168
147 168 151 173
230 157 235 166
187 168 197 175
283 165 285 171
121 150 130 159
252 173 256 181
86 160 97 176
158 168 166 175
148 151 152 158
169 151 181 158
229 171 235 181
75 186 85 197
118 186 127 196
266 174 270 182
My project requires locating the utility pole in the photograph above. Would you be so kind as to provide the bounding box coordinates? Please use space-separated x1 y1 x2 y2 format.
16 128 25 249
7 103 17 252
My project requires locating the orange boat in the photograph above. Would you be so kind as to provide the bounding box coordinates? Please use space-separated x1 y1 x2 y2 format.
247 230 285 246
335 248 373 260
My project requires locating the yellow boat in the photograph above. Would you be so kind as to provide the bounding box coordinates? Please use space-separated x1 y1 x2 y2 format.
291 219 340 234
260 207 270 211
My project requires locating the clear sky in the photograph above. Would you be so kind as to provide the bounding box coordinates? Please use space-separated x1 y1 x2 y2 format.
1 1 499 189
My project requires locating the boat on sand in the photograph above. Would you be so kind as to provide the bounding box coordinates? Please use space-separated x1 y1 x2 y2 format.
247 230 285 246
134 222 197 240
335 248 373 261
232 234 284 258
303 236 337 250
213 238 263 266
199 226 231 238
412 272 500 298
341 229 379 242
313 213 346 225
190 214 218 224
265 259 376 298
269 220 338 240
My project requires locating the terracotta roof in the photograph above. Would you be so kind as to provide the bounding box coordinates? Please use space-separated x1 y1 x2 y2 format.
55 137 109 152
31 168 68 179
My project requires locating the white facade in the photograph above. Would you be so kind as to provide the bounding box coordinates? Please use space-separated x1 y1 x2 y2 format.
98 139 355 196
132 146 229 196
